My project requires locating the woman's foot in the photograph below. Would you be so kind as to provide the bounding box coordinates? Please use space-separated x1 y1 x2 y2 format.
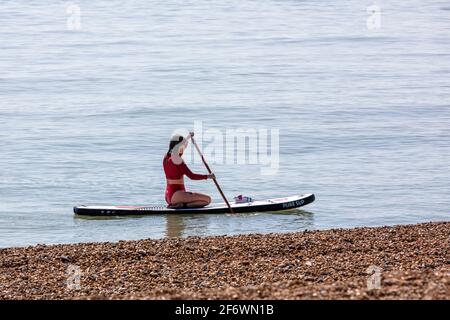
167 203 186 209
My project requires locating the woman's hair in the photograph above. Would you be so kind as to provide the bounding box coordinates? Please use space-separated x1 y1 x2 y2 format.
167 134 185 156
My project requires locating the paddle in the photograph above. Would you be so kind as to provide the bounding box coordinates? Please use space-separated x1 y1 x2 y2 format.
189 133 235 214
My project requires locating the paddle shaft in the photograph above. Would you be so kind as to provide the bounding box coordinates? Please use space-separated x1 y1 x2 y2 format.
190 136 235 214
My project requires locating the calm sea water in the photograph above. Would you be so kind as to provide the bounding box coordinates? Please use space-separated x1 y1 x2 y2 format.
1 1 449 248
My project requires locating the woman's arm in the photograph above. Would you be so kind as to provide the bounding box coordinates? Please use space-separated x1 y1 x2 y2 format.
179 162 208 180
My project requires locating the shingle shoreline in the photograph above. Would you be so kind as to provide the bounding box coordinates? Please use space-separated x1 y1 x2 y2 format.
0 222 448 299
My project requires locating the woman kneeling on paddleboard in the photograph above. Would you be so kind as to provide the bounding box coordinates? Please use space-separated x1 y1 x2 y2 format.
163 132 214 208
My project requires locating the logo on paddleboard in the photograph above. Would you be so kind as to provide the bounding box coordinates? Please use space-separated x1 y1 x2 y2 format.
282 199 304 208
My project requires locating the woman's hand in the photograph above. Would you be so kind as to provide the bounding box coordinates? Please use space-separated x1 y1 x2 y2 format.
189 131 194 137
207 173 216 180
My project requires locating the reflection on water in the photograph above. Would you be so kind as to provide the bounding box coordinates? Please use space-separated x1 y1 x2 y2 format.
70 210 315 245
165 214 186 238
164 209 315 238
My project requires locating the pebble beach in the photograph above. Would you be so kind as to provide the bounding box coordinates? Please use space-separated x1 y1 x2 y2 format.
0 222 448 300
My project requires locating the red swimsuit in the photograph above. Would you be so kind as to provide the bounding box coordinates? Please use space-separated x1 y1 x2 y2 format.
163 154 207 204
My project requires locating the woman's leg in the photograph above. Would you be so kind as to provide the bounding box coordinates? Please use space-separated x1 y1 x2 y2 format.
170 191 211 208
